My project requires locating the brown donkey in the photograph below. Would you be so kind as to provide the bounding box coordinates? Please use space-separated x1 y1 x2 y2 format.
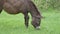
0 0 42 29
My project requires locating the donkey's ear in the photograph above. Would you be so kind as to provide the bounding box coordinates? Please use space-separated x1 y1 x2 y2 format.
36 15 45 19
37 16 40 17
35 16 41 19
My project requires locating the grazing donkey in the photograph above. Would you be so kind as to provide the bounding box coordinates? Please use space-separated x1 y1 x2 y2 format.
0 0 42 29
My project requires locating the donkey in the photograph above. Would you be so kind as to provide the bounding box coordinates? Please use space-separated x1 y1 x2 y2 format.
0 0 42 29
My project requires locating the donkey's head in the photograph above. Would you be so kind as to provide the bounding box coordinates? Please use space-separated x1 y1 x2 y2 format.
31 16 41 30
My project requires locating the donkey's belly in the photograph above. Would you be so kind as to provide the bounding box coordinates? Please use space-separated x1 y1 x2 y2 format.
3 3 21 14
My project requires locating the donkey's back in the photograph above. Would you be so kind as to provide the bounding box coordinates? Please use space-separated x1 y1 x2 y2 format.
3 0 30 14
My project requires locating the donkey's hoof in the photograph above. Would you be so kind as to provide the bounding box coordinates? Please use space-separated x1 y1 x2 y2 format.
35 26 40 30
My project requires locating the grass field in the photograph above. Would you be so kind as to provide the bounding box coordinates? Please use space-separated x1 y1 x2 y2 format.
0 9 60 34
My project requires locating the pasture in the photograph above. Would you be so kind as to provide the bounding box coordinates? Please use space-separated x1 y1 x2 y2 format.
0 9 60 34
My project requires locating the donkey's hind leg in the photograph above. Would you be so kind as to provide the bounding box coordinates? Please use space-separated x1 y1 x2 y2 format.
0 0 4 14
0 8 3 14
23 12 29 28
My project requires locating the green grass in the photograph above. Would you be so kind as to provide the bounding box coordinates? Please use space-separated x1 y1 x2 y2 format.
0 10 60 34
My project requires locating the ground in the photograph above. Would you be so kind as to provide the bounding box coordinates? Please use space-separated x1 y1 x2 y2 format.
0 10 60 34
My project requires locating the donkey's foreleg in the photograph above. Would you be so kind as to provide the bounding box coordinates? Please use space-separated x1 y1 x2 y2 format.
24 12 29 28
